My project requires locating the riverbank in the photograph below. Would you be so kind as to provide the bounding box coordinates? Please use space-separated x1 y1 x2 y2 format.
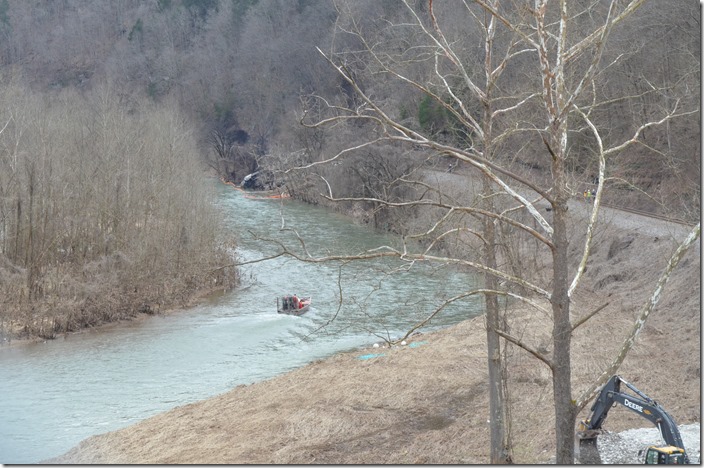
0 280 237 350
46 196 700 463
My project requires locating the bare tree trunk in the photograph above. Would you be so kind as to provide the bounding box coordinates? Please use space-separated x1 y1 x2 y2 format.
539 0 576 459
481 4 512 460
483 181 512 463
551 195 575 463
25 161 35 302
483 81 512 468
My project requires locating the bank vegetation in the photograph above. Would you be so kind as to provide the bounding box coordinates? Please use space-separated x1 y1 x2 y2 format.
0 77 237 341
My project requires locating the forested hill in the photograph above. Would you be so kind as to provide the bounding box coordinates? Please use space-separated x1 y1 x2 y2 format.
0 0 341 161
0 0 699 219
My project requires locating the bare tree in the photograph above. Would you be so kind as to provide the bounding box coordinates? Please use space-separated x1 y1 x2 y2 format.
288 0 697 463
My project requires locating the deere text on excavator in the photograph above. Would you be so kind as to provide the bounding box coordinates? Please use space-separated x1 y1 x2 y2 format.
576 375 690 464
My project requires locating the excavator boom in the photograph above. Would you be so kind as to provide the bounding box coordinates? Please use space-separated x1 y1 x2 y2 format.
577 375 689 464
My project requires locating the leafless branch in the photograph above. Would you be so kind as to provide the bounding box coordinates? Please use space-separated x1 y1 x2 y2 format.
570 302 609 332
320 193 555 249
496 328 553 369
564 0 646 63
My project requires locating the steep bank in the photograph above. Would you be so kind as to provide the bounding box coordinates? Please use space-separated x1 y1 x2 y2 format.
47 200 700 464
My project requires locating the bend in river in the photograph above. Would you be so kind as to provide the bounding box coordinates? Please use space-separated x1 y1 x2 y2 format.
0 182 483 464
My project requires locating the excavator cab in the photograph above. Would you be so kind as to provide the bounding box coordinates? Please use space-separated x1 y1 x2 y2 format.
642 446 688 465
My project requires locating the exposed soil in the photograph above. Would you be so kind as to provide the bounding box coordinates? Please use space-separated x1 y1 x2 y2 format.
44 186 700 464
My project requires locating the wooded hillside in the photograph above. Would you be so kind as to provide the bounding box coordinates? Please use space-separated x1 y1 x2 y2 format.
0 0 698 219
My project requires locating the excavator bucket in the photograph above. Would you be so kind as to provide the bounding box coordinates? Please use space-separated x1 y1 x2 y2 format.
576 428 603 464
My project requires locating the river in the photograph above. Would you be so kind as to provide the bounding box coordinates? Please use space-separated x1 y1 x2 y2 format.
0 181 484 463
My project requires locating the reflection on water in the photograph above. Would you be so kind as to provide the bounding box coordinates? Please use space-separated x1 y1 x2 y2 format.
0 182 483 463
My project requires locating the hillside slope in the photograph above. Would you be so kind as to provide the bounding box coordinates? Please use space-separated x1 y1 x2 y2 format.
46 203 700 464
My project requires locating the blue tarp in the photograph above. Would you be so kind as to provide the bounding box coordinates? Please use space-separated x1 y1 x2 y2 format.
357 353 385 360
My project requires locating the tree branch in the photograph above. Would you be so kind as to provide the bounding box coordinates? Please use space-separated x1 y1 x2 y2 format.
496 328 553 369
571 302 609 332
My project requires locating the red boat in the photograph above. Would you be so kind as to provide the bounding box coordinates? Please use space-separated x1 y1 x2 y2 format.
277 296 311 316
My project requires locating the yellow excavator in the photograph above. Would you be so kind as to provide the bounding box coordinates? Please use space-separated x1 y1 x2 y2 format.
576 375 690 464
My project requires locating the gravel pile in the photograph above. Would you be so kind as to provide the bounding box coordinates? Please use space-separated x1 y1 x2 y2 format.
593 423 700 464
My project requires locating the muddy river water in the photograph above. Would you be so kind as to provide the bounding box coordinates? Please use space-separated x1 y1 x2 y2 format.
0 181 483 463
